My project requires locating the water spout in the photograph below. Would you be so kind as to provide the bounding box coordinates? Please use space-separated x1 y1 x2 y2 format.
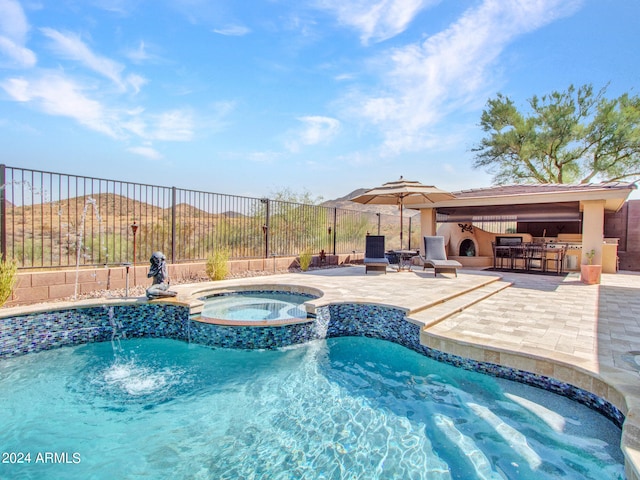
313 306 330 339
74 197 102 301
106 305 126 356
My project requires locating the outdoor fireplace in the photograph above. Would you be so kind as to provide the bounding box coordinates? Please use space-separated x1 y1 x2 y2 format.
459 238 476 257
437 223 498 268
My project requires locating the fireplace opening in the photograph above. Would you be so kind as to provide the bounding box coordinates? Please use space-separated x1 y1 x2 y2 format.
459 239 476 257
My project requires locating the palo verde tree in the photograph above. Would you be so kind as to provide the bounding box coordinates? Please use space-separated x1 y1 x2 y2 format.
472 84 640 184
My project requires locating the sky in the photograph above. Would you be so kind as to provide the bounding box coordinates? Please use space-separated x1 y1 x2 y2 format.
1 0 639 201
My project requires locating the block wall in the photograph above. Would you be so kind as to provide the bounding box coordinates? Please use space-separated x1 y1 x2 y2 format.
8 252 364 307
606 200 640 271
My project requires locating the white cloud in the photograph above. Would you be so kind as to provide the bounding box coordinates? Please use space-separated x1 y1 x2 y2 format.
1 73 118 137
0 36 36 68
1 70 197 143
286 115 341 152
352 0 581 154
247 151 281 163
0 0 29 42
125 40 155 63
0 0 36 68
126 73 147 94
213 25 251 36
334 73 356 81
128 145 162 160
40 27 146 93
91 0 140 15
315 0 436 44
121 107 195 141
150 109 194 141
121 113 147 138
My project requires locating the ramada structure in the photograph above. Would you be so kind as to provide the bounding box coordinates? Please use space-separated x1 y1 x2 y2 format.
416 182 638 274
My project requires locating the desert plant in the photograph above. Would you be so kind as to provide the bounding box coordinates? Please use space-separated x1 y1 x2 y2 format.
585 249 596 265
299 250 313 271
206 249 230 281
0 256 18 306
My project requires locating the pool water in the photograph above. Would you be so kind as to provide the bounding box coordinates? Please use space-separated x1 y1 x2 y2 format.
200 291 314 322
0 337 624 479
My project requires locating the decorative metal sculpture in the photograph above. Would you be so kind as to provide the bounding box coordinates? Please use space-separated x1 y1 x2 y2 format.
146 251 177 299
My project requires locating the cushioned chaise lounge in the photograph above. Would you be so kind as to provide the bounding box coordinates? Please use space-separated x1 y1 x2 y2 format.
422 236 462 277
364 235 389 274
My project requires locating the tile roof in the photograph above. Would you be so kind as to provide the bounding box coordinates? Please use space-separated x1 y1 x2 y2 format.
451 182 637 198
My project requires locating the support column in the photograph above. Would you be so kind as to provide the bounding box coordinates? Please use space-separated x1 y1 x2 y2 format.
420 208 437 247
581 200 605 265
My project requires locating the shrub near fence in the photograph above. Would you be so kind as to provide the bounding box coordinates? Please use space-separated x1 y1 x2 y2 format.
0 165 419 270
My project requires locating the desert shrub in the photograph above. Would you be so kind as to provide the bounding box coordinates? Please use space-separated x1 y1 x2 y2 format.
0 257 18 306
299 250 313 271
206 249 230 281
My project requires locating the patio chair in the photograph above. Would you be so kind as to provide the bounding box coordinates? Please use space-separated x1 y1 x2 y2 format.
422 236 462 277
364 235 390 274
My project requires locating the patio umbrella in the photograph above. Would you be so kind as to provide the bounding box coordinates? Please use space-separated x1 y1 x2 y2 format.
351 177 455 249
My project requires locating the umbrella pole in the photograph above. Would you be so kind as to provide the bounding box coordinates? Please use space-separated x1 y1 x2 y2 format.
399 201 403 250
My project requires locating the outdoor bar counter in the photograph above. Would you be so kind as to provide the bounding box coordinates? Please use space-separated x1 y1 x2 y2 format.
446 230 619 274
548 234 619 273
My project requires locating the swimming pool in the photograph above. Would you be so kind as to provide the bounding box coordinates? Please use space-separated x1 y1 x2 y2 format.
199 290 317 324
0 336 624 479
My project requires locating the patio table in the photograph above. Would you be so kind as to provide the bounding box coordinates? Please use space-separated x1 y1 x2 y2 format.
390 249 419 271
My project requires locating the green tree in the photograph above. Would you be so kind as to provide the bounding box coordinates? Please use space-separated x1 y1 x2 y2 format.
472 84 640 184
269 187 323 205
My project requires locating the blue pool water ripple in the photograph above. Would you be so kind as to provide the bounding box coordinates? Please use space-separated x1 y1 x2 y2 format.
0 337 625 479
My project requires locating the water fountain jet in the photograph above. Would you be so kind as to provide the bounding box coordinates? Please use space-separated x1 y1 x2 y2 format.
74 197 102 301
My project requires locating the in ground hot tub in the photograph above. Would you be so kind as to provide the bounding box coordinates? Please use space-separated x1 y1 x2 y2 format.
198 290 319 325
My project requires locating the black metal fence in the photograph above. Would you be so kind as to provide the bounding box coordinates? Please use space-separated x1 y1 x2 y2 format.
0 165 420 269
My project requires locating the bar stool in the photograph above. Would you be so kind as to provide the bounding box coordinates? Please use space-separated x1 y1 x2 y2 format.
526 243 545 272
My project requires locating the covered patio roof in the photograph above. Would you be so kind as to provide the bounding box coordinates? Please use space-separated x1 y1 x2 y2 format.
413 182 637 222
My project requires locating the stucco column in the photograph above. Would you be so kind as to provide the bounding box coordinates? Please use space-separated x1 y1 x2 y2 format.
581 200 605 265
420 208 437 246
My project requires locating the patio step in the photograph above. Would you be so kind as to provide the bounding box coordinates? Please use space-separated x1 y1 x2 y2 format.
407 278 512 329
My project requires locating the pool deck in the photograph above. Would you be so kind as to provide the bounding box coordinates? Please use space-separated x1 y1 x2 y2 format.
4 264 640 477
172 265 640 479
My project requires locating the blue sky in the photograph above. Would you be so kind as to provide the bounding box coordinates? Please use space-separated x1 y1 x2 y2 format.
1 0 639 201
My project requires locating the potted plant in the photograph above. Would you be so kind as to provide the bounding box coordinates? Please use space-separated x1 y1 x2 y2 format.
580 249 602 285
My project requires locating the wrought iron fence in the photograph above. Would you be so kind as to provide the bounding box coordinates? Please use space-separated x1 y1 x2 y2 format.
0 165 419 269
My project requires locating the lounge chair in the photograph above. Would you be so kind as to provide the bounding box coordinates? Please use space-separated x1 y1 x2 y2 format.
422 236 462 277
364 235 389 274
